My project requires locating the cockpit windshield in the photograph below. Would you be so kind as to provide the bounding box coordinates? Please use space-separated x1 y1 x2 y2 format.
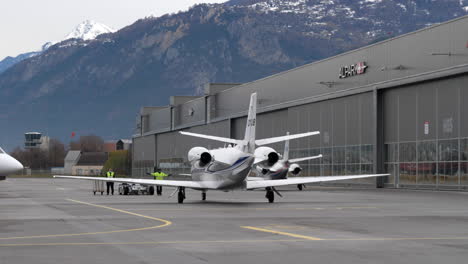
0 147 4 154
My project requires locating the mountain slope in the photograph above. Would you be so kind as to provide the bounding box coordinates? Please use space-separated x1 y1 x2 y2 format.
0 20 114 75
0 0 466 150
0 52 39 74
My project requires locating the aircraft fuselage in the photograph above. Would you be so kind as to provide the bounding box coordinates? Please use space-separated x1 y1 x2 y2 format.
190 147 254 190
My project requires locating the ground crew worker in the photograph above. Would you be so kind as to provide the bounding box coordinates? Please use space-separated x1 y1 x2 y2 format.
106 168 115 195
148 167 169 195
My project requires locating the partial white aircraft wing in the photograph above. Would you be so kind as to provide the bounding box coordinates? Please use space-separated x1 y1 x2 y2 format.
246 174 388 189
255 131 320 146
246 176 266 181
179 131 243 145
289 154 323 163
54 176 204 189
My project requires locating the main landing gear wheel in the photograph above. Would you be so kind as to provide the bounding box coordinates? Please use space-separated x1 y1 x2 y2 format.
157 186 162 196
178 187 186 204
148 186 155 195
297 184 303 191
265 187 274 203
202 192 206 201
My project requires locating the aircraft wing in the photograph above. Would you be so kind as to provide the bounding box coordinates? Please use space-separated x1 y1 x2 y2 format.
54 176 204 189
246 176 266 181
255 131 320 146
246 174 388 189
179 131 243 145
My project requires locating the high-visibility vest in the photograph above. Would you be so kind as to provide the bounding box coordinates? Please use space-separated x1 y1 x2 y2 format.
151 172 168 180
107 171 115 178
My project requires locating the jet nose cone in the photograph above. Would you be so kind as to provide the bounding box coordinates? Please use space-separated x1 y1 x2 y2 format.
2 156 24 175
13 159 24 171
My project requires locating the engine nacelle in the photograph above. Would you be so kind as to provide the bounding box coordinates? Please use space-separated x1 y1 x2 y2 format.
289 163 302 175
254 147 280 166
188 147 213 166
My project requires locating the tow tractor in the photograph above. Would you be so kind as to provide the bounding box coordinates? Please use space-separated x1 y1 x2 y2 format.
118 183 155 195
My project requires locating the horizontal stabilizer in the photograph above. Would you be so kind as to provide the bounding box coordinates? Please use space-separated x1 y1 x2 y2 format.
246 174 388 189
255 131 320 146
179 131 243 145
289 154 323 163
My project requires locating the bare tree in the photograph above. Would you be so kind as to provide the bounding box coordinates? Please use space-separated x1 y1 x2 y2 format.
48 139 66 167
10 148 48 169
10 138 67 169
69 135 104 152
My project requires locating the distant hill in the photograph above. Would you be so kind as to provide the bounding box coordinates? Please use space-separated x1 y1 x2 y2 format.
1 0 467 150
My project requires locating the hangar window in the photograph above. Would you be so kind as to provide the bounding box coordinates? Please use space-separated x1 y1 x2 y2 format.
437 162 459 179
399 143 416 162
346 164 360 175
360 145 373 163
333 164 345 175
321 148 332 165
346 146 360 164
418 141 436 162
332 147 346 164
385 144 398 163
461 163 468 185
399 163 417 183
323 164 332 176
417 163 437 185
438 140 458 161
309 165 321 176
461 139 468 161
361 164 373 174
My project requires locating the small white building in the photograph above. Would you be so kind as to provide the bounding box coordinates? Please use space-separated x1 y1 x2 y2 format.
64 151 81 175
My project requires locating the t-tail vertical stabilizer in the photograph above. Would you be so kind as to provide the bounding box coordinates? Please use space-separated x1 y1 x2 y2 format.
242 92 257 154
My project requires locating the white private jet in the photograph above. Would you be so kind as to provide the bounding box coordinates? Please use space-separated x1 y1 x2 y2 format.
0 147 24 178
251 132 323 191
55 93 388 203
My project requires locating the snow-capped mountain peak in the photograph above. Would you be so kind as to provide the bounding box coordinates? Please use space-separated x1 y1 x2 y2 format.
65 20 115 41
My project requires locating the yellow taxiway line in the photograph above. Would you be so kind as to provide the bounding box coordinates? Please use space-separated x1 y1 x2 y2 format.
241 226 323 240
66 199 172 224
0 199 172 240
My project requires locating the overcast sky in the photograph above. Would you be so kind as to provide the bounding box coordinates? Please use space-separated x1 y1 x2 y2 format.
0 0 227 60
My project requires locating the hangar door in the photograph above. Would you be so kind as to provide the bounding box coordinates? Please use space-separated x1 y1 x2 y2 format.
383 75 468 189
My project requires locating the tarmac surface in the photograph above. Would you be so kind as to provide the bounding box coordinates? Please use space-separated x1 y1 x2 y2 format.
1 178 468 264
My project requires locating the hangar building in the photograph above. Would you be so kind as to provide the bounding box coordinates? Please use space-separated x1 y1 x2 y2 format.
132 15 468 190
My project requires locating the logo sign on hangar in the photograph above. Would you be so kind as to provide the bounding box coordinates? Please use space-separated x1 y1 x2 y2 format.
339 62 367 79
